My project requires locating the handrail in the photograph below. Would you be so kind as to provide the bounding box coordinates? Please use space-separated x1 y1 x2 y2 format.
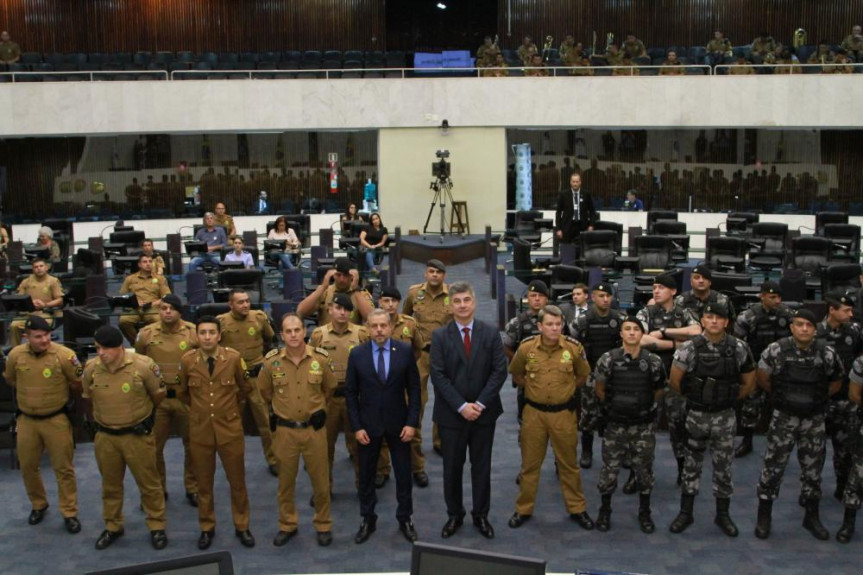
3 70 170 82
714 62 863 74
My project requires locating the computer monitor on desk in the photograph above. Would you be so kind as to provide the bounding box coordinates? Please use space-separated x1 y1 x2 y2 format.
218 260 245 271
185 241 208 256
85 551 234 575
111 256 140 276
410 542 546 575
1 293 35 314
23 245 51 262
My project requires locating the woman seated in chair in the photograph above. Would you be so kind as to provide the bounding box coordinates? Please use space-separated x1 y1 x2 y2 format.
340 203 365 237
0 221 8 260
267 216 301 269
37 226 61 263
359 212 388 274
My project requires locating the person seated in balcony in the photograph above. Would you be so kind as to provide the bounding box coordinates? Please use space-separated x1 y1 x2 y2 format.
808 42 836 71
524 53 548 77
622 32 647 62
359 212 388 275
728 54 755 75
267 216 301 270
482 53 509 77
750 32 777 64
559 35 579 62
774 49 802 74
613 55 639 76
706 30 733 68
825 49 854 74
599 43 624 67
659 50 685 75
224 236 255 269
840 24 863 62
517 35 538 65
0 30 21 65
476 36 500 68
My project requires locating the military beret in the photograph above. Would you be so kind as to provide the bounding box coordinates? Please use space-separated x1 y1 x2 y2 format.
703 302 729 318
527 280 549 297
24 315 52 332
380 286 402 301
161 294 183 311
426 259 447 272
94 325 124 348
691 265 713 281
826 290 856 308
592 283 614 295
621 315 645 332
654 274 677 290
334 257 355 274
794 309 817 326
760 280 781 295
332 292 354 311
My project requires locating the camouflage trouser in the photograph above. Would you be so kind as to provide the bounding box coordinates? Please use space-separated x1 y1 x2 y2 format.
597 420 656 496
738 389 765 430
827 399 859 486
578 376 602 434
842 422 863 509
682 408 736 498
664 387 688 460
757 409 827 501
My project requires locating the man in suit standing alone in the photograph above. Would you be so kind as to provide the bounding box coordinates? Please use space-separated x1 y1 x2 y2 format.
431 282 508 539
554 172 597 246
346 309 422 544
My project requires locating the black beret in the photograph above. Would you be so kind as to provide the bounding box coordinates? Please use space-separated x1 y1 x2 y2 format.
621 315 645 332
380 286 402 300
592 283 614 295
654 274 677 290
826 290 856 308
94 325 124 348
794 309 817 326
691 265 713 281
426 259 446 272
527 280 549 297
760 280 781 295
334 257 355 274
703 302 729 318
161 294 183 311
24 315 52 332
332 292 354 311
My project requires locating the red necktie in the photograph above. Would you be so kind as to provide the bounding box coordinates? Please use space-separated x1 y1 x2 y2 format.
462 327 471 356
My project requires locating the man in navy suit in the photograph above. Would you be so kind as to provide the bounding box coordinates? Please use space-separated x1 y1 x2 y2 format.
346 309 422 544
431 281 508 539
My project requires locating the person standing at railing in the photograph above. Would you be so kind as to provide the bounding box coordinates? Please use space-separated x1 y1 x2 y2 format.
0 31 20 65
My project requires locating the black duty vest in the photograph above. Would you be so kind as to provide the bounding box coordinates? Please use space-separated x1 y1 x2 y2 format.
515 311 541 344
748 305 792 359
684 335 741 411
772 338 830 417
581 309 622 366
605 348 656 424
646 304 689 370
816 321 860 394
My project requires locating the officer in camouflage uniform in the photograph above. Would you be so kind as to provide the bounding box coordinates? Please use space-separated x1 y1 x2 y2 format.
668 303 756 537
637 274 702 485
816 292 862 501
750 33 777 64
705 30 733 68
297 257 374 327
593 316 666 533
755 310 843 541
674 265 735 322
837 355 863 543
732 280 792 457
571 283 627 469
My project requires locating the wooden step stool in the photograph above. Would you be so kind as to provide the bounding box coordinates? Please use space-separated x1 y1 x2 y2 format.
450 201 470 234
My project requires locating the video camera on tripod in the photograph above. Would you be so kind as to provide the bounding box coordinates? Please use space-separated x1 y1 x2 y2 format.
424 150 457 236
431 150 451 182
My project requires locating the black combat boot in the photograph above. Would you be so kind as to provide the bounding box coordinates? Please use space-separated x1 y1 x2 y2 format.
580 433 594 469
836 507 857 544
714 497 739 537
734 429 753 458
669 493 695 534
638 493 655 534
754 499 772 539
622 469 638 494
802 499 830 541
595 494 612 532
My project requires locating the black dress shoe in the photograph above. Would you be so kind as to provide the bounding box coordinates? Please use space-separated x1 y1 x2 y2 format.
273 530 297 547
185 492 199 507
95 529 124 550
268 464 279 477
64 516 81 534
354 520 377 544
399 520 418 542
375 474 390 489
317 531 333 546
473 516 495 539
235 529 255 547
571 512 596 530
28 506 48 525
198 530 215 550
413 471 429 487
151 530 168 550
508 512 531 528
441 517 463 538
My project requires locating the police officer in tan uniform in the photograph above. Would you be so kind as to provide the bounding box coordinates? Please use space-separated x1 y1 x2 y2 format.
402 258 453 485
507 305 595 531
9 258 64 346
374 286 424 487
118 253 171 344
135 294 199 506
297 257 374 326
179 316 255 550
82 325 168 550
213 202 237 236
4 315 82 533
217 288 278 475
140 238 166 276
259 313 336 547
310 293 370 490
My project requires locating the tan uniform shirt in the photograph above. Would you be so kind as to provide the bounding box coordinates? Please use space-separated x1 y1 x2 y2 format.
728 62 755 75
509 336 590 406
259 345 336 421
119 271 170 305
309 323 369 385
706 38 732 55
17 273 63 318
392 314 425 353
214 214 235 235
0 40 20 62
217 310 274 366
659 60 685 75
135 321 198 385
517 43 538 64
82 351 164 428
314 284 373 326
4 342 82 415
402 282 453 348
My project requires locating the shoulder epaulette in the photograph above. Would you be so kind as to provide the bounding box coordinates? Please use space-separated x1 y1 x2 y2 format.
314 347 329 357
565 336 581 345
264 349 280 359
520 334 538 344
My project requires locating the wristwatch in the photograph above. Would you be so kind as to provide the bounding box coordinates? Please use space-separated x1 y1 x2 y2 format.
660 327 667 338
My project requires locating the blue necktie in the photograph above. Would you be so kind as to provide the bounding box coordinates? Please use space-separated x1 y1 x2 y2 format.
377 347 386 382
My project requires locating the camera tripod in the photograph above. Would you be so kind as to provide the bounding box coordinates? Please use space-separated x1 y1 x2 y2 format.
423 176 459 236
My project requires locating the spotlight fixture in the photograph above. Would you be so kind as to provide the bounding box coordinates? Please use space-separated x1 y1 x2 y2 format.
436 3 447 9
440 119 449 135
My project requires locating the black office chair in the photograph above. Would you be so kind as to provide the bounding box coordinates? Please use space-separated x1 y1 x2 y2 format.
705 236 747 273
821 263 862 296
633 267 683 307
790 236 831 295
632 235 674 273
579 230 617 268
512 238 551 287
647 210 678 234
592 220 624 254
509 210 545 246
219 246 260 267
0 361 18 468
219 269 265 303
549 264 587 300
815 211 848 236
194 303 231 320
711 271 754 312
653 220 689 263
726 212 759 237
748 222 788 273
823 224 861 263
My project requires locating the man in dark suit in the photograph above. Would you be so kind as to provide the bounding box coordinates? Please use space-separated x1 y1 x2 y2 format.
431 281 508 539
554 172 597 245
346 309 422 544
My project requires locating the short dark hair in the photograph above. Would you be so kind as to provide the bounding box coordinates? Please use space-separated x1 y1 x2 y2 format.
573 283 589 292
196 315 221 332
229 288 248 300
538 305 564 322
137 253 152 263
280 312 303 330
31 257 47 266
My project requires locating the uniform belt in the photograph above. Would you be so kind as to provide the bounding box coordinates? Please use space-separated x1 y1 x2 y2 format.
94 422 140 436
165 389 177 399
18 405 67 420
332 387 346 398
247 364 263 377
525 397 577 413
274 415 310 429
688 403 733 413
422 345 431 352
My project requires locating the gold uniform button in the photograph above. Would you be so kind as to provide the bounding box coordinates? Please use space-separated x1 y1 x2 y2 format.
210 403 214 407
210 413 214 417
